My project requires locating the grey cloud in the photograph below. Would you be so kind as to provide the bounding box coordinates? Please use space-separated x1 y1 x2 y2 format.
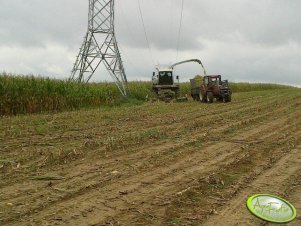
0 1 87 48
116 0 301 53
0 0 300 86
184 0 301 46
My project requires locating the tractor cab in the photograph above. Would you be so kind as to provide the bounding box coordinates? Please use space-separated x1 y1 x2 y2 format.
205 75 222 86
205 75 230 89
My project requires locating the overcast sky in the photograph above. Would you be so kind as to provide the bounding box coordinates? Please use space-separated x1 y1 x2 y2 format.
0 0 300 86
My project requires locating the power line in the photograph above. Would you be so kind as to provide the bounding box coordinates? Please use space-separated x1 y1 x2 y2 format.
176 0 184 62
118 3 146 75
168 0 174 51
119 43 144 78
137 0 155 65
119 3 140 48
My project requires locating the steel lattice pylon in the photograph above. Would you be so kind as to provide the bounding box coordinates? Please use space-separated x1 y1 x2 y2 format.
70 0 128 97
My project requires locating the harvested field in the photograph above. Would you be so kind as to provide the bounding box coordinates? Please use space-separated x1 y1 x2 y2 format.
0 88 301 226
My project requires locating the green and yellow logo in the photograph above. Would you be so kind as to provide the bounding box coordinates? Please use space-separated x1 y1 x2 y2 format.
247 194 297 223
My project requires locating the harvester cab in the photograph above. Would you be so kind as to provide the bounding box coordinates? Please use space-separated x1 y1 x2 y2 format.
152 68 180 101
152 69 179 86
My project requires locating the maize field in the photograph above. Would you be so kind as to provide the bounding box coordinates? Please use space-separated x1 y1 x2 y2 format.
0 73 291 116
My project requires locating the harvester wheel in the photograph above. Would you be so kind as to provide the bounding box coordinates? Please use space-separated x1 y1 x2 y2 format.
207 92 214 103
175 90 180 99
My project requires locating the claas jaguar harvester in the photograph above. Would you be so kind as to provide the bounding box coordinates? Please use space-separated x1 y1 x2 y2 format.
190 75 232 103
152 59 207 101
152 67 180 101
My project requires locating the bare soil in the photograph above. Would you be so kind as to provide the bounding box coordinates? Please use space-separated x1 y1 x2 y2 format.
0 89 301 226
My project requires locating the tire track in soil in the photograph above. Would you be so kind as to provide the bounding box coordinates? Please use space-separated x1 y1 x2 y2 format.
285 172 301 226
3 98 301 225
110 115 301 225
202 147 301 226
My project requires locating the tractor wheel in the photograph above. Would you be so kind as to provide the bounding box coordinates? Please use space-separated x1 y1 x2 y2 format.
199 94 203 102
223 95 232 103
207 92 214 103
227 95 232 102
222 96 227 103
199 92 203 102
199 91 206 102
